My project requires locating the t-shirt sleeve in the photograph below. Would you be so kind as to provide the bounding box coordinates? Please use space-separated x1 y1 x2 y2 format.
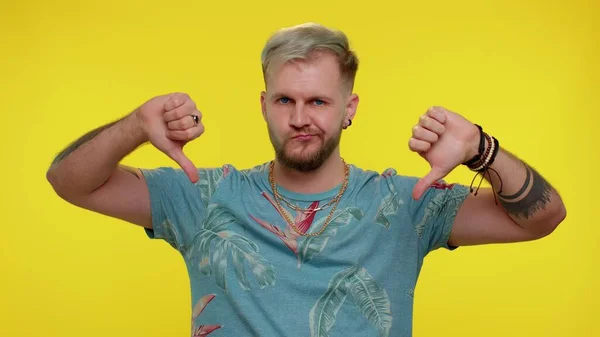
404 177 470 258
139 165 230 254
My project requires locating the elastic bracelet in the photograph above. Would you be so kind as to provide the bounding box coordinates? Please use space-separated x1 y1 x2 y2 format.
472 133 494 172
467 132 492 171
466 127 503 204
463 124 485 166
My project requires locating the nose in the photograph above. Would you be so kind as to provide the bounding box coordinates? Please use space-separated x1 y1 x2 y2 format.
289 102 310 128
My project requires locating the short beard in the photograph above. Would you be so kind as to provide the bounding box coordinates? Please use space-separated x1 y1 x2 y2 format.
268 124 342 173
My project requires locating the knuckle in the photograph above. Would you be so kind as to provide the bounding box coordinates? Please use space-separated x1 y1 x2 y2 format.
422 117 432 128
174 107 185 119
180 103 193 114
170 92 190 107
175 129 185 139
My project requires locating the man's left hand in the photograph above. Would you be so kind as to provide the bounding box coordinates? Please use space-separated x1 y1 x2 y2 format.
408 106 481 200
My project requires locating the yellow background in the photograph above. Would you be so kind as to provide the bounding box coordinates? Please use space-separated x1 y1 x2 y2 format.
1 0 597 336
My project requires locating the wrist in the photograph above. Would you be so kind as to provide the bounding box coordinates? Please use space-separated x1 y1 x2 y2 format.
462 124 499 172
466 126 485 160
463 124 485 165
128 108 150 146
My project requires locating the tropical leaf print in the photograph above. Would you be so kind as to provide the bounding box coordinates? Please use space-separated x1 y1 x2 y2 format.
198 165 230 205
309 266 357 337
193 325 222 337
413 181 462 239
189 204 276 292
413 190 446 239
190 294 222 337
160 218 184 250
309 266 392 337
373 171 404 229
251 192 363 268
374 191 403 229
347 268 393 337
297 207 363 267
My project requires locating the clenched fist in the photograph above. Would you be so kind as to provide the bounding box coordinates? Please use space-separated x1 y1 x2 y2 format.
135 92 204 183
408 106 480 200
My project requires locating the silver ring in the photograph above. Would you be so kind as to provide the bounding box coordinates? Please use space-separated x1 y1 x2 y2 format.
191 114 199 125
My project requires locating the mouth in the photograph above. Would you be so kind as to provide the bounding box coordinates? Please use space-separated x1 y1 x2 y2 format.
291 134 315 141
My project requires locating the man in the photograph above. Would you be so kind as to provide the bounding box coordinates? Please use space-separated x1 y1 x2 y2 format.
47 22 566 337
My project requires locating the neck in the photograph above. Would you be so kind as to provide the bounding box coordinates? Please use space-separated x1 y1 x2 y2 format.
272 154 346 194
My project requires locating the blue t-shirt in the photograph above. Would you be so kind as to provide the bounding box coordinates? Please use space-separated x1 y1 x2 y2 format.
140 162 470 337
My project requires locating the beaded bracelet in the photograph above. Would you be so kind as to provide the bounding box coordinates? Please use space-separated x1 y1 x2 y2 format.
463 124 500 172
462 124 503 203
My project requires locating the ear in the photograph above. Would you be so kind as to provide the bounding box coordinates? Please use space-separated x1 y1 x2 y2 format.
345 93 359 122
260 91 267 120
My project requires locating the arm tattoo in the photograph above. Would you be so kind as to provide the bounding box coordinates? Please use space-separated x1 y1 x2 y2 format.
51 120 120 165
497 164 553 220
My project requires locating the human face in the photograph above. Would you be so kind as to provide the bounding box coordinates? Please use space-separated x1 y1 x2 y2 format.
261 53 358 172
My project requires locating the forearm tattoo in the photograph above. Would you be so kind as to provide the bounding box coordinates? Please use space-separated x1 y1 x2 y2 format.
497 164 553 220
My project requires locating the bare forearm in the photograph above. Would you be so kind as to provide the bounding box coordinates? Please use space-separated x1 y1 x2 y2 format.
480 144 566 235
47 111 147 198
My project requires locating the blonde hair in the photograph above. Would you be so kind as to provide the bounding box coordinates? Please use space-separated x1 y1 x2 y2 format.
261 22 359 91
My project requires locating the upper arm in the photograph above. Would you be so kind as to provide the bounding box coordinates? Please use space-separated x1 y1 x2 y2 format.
69 165 153 229
449 188 544 247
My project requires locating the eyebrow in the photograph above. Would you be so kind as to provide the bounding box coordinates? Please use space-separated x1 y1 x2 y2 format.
271 92 334 102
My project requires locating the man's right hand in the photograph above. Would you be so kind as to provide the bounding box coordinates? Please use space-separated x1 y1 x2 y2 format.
47 92 206 229
136 93 204 183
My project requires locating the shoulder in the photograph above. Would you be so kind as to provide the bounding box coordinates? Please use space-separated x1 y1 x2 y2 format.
196 162 271 193
349 164 468 200
349 165 418 190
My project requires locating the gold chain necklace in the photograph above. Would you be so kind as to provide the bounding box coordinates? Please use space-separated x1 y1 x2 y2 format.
276 190 337 214
268 161 349 237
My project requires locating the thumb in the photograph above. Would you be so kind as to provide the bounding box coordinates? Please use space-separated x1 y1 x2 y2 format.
412 167 446 200
165 146 199 183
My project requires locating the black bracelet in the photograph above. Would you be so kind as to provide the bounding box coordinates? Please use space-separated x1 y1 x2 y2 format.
468 133 503 204
463 124 485 166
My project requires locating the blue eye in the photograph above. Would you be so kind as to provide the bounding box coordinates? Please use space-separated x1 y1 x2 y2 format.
314 99 325 106
279 97 290 104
